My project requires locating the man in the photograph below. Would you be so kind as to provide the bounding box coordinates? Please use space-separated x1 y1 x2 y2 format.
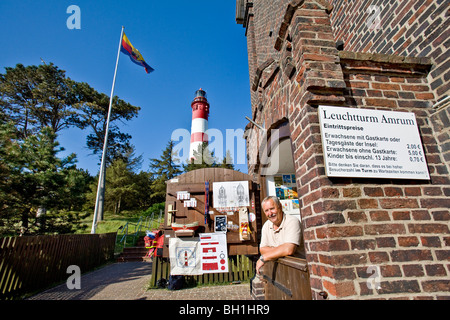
256 196 303 274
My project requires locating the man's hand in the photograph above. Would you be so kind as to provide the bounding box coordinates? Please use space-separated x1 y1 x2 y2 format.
256 258 264 274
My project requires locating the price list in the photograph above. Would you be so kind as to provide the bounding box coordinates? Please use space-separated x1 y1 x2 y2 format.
407 143 426 163
318 106 430 180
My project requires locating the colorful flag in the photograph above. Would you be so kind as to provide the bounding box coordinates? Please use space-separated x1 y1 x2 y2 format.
120 32 154 74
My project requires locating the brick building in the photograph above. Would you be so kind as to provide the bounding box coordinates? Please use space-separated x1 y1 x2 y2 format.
236 0 449 299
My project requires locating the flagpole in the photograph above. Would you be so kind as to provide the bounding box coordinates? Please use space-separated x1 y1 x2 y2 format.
91 26 125 234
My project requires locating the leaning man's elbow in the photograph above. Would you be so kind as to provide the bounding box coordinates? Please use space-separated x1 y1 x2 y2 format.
286 245 296 256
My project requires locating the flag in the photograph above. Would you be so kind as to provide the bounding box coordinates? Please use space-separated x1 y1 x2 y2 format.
120 32 154 74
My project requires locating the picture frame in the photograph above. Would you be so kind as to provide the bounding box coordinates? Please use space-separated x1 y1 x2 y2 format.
214 215 227 233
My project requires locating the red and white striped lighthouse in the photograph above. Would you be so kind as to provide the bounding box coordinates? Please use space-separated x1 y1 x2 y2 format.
189 88 210 159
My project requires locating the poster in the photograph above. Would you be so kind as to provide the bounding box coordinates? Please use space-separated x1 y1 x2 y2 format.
199 233 229 273
274 174 297 200
169 237 202 275
213 181 250 209
214 215 227 233
267 174 299 216
318 105 430 180
169 234 229 275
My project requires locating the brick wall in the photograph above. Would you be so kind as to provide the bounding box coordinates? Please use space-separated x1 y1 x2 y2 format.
430 104 450 176
242 0 294 178
241 0 291 116
238 0 449 300
305 52 450 299
330 0 450 102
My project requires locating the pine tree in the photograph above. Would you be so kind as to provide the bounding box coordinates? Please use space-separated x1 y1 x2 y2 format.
0 63 76 137
219 149 236 170
183 142 219 172
105 159 136 214
72 82 140 164
148 140 182 202
0 63 140 163
0 124 86 235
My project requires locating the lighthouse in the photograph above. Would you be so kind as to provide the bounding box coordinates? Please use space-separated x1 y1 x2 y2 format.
189 88 210 159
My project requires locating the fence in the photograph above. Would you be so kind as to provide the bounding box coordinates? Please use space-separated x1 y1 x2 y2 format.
148 255 255 288
260 257 312 300
0 232 116 300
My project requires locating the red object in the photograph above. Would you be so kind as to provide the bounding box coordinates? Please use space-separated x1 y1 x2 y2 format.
190 132 208 142
200 242 219 246
171 221 199 231
146 231 164 257
191 89 210 120
203 263 218 271
155 233 164 257
144 236 152 248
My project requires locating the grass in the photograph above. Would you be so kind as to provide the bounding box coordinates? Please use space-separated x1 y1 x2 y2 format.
76 210 164 254
77 210 163 234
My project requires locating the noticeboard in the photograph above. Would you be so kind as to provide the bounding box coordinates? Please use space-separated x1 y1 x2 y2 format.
318 105 430 180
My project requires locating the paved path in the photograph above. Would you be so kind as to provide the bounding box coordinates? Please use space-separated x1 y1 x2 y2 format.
28 261 251 300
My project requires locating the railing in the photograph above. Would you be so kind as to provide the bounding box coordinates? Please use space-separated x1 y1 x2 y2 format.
116 210 163 249
116 219 141 248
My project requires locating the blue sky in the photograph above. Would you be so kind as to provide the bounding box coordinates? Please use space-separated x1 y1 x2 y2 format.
0 0 251 174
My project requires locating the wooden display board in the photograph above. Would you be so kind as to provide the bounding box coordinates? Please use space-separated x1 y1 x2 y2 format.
162 168 261 257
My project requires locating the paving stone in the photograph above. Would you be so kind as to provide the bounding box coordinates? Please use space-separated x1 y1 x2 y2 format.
28 261 251 300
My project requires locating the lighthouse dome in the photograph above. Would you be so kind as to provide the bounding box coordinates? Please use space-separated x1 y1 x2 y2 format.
195 88 207 99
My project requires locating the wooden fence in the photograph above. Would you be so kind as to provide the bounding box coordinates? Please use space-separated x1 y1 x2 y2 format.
0 232 117 300
261 257 312 300
149 255 255 288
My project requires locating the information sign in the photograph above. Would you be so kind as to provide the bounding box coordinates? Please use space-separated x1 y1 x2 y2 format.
318 105 430 180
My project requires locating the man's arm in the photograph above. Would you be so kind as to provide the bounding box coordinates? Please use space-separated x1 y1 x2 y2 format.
260 243 297 260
